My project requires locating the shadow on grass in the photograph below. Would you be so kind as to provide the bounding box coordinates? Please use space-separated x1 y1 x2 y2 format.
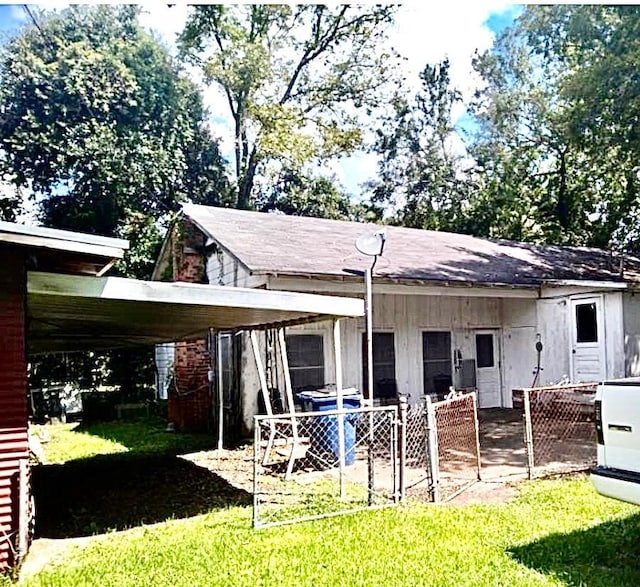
509 513 640 586
32 453 252 539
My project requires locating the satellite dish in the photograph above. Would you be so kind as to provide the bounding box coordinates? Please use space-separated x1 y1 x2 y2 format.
356 230 386 257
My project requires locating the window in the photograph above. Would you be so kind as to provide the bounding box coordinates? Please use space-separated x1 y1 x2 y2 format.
362 333 396 398
576 302 598 343
475 334 494 368
286 334 324 391
423 332 452 395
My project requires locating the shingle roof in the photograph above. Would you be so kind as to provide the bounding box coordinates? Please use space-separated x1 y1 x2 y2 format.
182 203 640 287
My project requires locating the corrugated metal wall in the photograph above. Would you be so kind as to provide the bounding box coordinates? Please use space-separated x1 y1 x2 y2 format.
0 248 28 570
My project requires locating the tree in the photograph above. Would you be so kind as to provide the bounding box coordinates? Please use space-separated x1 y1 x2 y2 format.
179 4 398 210
467 5 640 250
370 59 474 232
0 5 230 278
519 5 640 251
258 170 375 221
467 18 594 245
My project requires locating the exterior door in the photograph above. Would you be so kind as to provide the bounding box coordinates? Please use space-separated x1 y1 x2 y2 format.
570 296 605 383
475 330 502 408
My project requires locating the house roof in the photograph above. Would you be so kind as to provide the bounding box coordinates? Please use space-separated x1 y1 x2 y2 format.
27 271 364 354
0 221 128 276
182 204 640 287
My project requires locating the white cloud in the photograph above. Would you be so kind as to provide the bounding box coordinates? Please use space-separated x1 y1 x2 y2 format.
391 1 513 118
137 3 190 52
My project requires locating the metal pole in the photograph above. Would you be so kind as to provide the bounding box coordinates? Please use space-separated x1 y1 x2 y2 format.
398 395 408 502
334 319 346 500
216 332 224 452
253 416 260 528
425 395 440 503
471 392 482 481
523 388 535 479
366 265 374 403
365 264 375 505
17 459 29 561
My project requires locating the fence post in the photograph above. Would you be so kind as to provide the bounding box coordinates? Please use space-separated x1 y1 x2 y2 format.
523 389 535 479
424 396 440 503
471 393 482 481
253 417 261 528
17 459 29 561
398 396 408 502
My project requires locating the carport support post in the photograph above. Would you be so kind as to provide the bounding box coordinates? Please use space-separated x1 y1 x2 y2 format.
334 319 346 500
216 331 224 452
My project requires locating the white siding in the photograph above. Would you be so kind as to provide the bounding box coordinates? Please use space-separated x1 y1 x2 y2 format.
205 248 265 288
501 298 538 406
536 298 570 384
237 286 630 428
604 292 625 379
623 292 640 376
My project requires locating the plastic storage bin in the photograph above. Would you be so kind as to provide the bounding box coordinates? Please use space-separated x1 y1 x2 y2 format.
297 392 361 465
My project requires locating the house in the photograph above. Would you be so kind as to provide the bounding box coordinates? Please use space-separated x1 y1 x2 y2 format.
0 220 362 571
153 203 640 434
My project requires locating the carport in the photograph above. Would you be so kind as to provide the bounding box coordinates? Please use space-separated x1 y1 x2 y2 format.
0 221 364 570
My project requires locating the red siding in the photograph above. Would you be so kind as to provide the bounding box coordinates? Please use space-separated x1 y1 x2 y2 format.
0 248 28 570
167 221 212 431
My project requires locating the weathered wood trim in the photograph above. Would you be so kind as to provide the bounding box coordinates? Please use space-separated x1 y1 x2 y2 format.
266 276 538 299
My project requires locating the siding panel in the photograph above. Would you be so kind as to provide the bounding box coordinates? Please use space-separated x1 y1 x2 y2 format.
0 248 28 570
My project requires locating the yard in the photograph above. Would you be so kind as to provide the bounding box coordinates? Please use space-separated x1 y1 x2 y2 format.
14 419 640 586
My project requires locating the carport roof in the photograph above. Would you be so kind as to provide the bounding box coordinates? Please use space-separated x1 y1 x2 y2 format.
0 221 127 276
27 272 364 354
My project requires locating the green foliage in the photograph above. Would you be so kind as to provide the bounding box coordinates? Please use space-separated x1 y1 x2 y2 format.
468 5 640 250
180 5 398 209
371 59 474 233
21 475 640 586
0 5 230 273
259 171 376 221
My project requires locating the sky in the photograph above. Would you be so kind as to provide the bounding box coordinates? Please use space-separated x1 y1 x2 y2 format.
0 2 523 200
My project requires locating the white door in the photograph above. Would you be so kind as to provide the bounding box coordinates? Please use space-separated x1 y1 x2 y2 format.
475 330 502 408
570 296 605 383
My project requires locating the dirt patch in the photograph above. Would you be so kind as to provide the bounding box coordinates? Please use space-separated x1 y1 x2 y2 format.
19 536 93 581
446 478 523 505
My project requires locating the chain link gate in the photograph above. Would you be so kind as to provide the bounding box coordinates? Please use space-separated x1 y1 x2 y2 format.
253 405 401 528
402 392 481 503
402 400 436 501
522 383 597 478
426 392 482 502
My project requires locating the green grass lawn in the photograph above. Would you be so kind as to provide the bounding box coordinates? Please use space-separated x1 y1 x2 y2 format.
20 421 640 586
33 419 216 464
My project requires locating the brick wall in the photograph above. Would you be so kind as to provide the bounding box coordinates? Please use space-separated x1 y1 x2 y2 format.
167 220 212 431
0 248 28 570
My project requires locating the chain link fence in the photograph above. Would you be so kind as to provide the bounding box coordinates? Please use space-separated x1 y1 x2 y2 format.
430 393 482 501
521 383 597 478
253 405 400 528
403 400 435 501
402 393 481 503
